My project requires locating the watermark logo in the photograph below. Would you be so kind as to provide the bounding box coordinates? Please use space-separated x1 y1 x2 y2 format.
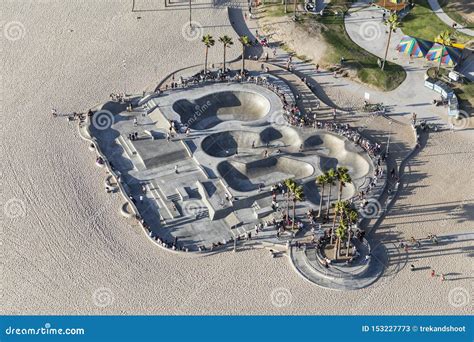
448 287 470 308
359 198 382 219
185 100 212 128
182 200 207 217
439 199 466 227
448 110 470 131
92 287 114 308
359 22 382 42
4 198 26 219
270 287 292 308
3 21 26 41
181 21 203 42
91 110 114 130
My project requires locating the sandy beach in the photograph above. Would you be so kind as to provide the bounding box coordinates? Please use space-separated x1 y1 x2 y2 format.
1 0 473 315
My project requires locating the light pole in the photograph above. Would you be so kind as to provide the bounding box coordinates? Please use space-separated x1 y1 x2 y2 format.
189 0 192 28
387 120 392 155
122 59 127 96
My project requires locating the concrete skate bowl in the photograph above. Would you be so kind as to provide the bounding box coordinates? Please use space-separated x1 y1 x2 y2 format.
217 156 314 192
304 132 372 180
201 131 261 157
259 126 302 148
201 127 301 157
172 90 270 130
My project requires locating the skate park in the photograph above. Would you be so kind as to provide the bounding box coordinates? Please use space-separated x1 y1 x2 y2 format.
88 79 379 265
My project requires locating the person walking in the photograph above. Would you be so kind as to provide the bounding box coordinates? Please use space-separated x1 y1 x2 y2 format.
430 269 436 278
175 165 179 174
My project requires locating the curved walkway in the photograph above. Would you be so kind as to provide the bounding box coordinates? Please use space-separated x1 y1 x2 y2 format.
427 0 474 37
290 241 387 290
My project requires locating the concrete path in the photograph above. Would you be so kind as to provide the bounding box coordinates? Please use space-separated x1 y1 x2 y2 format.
427 0 474 37
344 4 459 124
290 240 387 290
290 231 474 290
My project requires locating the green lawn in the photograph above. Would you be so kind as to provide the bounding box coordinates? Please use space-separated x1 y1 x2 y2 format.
401 0 471 44
309 1 406 91
262 1 406 91
438 0 472 28
427 67 473 111
265 4 291 17
456 82 474 112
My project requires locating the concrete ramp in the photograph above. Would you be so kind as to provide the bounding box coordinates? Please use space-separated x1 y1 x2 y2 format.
217 156 314 192
172 90 270 129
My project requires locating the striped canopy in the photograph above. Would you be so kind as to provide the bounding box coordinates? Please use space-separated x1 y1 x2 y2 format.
396 36 432 58
425 43 461 67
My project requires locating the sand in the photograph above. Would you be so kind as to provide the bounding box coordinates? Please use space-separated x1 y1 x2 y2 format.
1 1 473 315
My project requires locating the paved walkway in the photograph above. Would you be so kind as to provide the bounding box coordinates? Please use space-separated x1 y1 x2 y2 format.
427 0 474 37
344 4 451 124
290 239 387 290
290 231 474 290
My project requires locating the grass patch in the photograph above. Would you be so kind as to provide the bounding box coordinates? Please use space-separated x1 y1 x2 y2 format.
438 0 472 28
264 4 295 17
307 1 405 90
455 82 474 112
261 1 406 90
401 0 471 44
427 67 474 112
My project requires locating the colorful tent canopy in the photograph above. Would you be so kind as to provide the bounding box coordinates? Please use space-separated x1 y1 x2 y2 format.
396 36 432 58
425 43 461 67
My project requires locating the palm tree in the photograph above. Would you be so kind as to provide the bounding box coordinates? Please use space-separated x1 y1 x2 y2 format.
346 209 359 256
435 30 455 76
202 34 215 75
334 200 350 258
291 184 304 229
239 35 251 74
331 200 348 247
218 35 233 73
336 166 352 202
316 174 327 218
381 13 401 71
325 168 336 219
284 178 296 223
335 222 347 260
